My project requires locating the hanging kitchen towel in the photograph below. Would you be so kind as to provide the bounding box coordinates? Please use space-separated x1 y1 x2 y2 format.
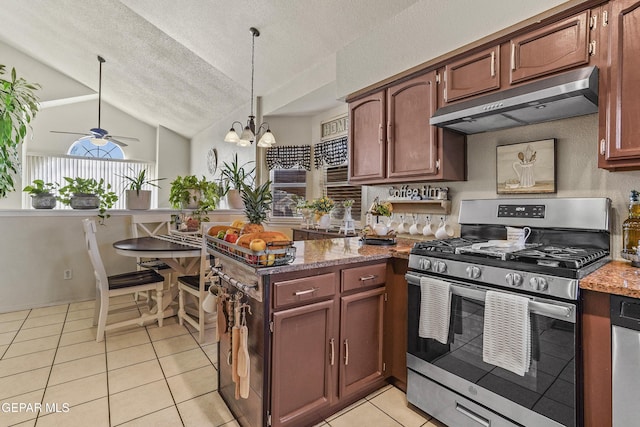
237 324 251 399
482 291 531 376
419 277 452 344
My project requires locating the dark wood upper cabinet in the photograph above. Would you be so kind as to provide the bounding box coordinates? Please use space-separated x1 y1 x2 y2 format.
348 91 386 183
386 73 438 180
510 11 590 84
599 0 640 170
443 45 500 103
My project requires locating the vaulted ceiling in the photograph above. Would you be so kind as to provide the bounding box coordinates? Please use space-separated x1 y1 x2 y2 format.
0 0 419 138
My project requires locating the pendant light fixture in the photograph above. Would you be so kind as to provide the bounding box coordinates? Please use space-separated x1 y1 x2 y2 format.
224 27 277 148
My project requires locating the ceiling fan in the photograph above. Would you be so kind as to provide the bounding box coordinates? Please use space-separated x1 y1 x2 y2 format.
50 55 138 147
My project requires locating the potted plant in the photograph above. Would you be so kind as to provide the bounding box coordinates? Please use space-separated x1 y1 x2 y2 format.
0 65 40 199
170 175 220 231
239 180 272 234
312 196 335 230
57 177 118 224
119 168 165 210
169 175 203 209
220 154 255 209
23 179 57 209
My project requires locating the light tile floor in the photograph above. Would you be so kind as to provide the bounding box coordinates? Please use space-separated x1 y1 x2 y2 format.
0 297 447 427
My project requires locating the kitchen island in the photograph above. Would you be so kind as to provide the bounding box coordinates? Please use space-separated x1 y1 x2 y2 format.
210 237 413 427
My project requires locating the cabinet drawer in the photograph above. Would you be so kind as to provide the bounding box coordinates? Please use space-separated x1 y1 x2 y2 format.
341 263 386 292
273 273 336 309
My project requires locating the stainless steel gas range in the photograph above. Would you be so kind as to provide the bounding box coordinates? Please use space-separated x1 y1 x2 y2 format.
406 198 611 427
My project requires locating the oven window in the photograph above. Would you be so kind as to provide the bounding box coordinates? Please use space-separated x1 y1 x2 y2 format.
407 285 576 427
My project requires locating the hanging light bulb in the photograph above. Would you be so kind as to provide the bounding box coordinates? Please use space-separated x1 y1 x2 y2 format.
223 27 277 147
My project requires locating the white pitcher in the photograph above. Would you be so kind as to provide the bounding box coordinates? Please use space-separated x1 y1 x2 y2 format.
512 161 535 188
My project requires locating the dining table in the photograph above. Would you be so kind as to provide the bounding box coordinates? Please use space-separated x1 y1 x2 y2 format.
113 234 202 318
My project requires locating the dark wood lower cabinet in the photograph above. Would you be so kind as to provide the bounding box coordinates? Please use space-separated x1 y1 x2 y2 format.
384 258 408 391
271 300 335 427
339 287 386 400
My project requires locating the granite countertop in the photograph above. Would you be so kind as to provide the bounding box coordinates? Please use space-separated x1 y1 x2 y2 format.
581 260 640 298
255 236 414 275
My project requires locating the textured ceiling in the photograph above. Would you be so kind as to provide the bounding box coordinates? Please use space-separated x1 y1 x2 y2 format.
0 0 418 138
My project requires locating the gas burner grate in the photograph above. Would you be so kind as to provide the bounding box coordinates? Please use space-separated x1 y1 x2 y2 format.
412 238 486 254
511 246 609 268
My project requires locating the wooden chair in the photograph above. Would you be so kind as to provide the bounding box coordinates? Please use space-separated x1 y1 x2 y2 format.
177 222 217 343
82 218 165 342
130 214 174 301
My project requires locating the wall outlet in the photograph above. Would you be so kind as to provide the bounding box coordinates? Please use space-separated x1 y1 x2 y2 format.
63 269 73 280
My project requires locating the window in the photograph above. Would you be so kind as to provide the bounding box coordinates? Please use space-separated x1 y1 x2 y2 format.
270 168 307 218
325 166 362 221
68 139 125 159
24 153 155 210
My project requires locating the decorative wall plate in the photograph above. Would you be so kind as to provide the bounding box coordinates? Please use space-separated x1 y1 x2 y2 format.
207 147 218 174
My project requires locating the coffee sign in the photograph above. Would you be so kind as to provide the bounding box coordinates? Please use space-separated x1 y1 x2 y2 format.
388 185 448 200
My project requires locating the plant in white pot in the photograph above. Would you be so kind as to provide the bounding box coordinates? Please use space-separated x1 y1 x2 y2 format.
220 154 255 210
23 179 57 209
119 168 165 210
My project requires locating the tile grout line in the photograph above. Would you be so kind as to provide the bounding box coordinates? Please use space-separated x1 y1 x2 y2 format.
0 309 32 359
33 304 71 426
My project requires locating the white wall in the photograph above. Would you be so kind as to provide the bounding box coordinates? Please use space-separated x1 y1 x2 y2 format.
157 126 190 208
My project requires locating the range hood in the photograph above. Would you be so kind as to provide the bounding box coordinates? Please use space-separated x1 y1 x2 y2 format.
430 66 598 134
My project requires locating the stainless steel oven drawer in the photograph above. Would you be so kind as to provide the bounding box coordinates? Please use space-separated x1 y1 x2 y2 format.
407 370 518 427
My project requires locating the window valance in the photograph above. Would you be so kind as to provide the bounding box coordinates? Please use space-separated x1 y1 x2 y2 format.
314 137 348 169
265 145 311 171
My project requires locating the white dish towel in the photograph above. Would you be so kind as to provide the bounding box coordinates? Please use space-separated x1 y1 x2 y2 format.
482 290 531 376
419 277 451 344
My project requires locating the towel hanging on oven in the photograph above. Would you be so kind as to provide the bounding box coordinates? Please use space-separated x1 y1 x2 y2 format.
418 277 452 344
482 290 531 376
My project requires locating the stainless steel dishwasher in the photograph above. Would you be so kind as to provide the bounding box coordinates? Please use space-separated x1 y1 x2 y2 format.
611 294 640 427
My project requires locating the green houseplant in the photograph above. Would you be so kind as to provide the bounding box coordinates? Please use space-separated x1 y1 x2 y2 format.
119 168 165 210
58 177 118 224
0 65 40 199
169 175 220 228
23 179 57 209
219 154 255 209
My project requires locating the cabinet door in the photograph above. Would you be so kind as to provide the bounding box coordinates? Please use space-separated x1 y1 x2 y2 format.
600 0 640 167
271 300 336 427
348 91 386 183
444 46 500 103
339 287 385 400
386 72 438 180
510 11 590 84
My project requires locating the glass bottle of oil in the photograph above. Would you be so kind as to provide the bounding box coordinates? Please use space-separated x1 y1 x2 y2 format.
623 190 640 254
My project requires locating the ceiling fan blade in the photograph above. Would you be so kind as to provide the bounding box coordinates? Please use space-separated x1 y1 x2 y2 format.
106 137 128 147
109 135 140 141
50 131 90 137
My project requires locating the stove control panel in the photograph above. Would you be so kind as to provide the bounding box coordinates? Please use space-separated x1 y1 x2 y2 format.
497 204 545 218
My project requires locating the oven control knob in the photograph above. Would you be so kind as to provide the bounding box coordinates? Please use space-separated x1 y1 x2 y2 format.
435 261 447 273
529 277 548 291
506 273 523 287
466 266 481 279
419 258 432 270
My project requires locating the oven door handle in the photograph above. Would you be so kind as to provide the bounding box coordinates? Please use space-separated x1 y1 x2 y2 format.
406 272 575 322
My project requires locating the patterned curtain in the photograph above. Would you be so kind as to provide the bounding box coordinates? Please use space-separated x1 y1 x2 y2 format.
265 145 311 171
314 137 348 169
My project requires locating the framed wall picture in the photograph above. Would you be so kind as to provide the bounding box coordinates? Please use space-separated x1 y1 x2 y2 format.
496 139 556 194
